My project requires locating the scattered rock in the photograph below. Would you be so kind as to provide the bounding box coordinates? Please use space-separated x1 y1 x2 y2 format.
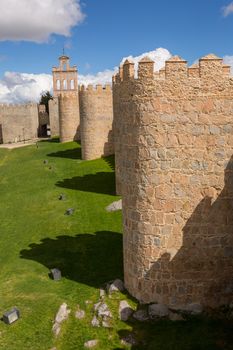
43 160 48 164
169 312 184 321
148 304 169 318
133 309 149 321
55 303 70 323
185 303 203 315
52 303 71 337
91 315 100 327
84 339 99 348
119 300 134 321
95 302 112 318
121 333 137 346
52 322 61 337
65 208 74 215
59 194 66 201
105 199 122 212
75 305 85 320
108 279 125 294
100 289 105 298
102 316 111 328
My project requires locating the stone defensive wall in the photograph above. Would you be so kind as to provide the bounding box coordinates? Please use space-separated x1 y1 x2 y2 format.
48 98 60 137
113 54 233 308
0 103 39 143
58 92 80 143
79 84 114 160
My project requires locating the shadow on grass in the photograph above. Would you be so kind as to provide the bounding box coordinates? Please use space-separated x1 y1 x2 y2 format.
115 316 233 350
47 147 82 160
20 231 123 287
103 155 115 171
55 171 116 195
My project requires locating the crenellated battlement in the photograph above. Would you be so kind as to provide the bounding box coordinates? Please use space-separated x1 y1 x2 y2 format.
113 53 232 84
79 84 112 93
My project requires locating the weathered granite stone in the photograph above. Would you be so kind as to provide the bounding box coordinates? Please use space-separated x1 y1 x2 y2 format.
169 312 185 321
119 300 134 321
91 315 100 327
65 208 74 215
100 289 105 298
75 305 85 319
84 339 99 348
108 279 125 293
96 302 112 318
148 304 169 318
105 199 122 212
121 333 137 346
52 303 70 337
54 303 70 323
133 309 149 321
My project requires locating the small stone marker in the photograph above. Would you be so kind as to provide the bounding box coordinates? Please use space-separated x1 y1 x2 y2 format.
58 194 66 201
50 268 61 281
3 307 20 324
65 208 74 215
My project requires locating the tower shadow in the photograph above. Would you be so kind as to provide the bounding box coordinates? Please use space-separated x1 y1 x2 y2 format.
20 231 123 287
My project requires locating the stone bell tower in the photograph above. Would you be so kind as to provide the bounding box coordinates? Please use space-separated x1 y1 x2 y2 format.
52 54 80 142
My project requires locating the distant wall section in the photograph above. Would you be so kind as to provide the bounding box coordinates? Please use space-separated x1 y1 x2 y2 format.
0 103 38 143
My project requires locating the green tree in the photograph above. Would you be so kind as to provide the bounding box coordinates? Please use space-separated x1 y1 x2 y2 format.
39 91 53 113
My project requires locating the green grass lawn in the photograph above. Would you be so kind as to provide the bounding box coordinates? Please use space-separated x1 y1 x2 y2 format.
0 140 232 350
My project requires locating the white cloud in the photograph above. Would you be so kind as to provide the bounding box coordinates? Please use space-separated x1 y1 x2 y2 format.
0 0 85 43
223 55 233 74
79 69 118 86
223 2 233 16
120 47 172 72
0 72 52 103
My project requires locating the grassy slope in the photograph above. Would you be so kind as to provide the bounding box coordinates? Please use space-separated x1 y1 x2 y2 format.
0 140 232 350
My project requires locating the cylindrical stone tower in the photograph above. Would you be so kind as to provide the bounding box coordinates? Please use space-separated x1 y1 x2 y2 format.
113 54 233 309
79 84 114 160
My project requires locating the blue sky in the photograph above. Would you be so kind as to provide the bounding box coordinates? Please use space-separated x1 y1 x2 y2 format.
0 0 232 103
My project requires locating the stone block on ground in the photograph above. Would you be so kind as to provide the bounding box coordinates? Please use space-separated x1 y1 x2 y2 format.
133 309 149 321
119 300 134 321
148 304 169 318
105 199 122 212
52 303 71 337
108 279 125 294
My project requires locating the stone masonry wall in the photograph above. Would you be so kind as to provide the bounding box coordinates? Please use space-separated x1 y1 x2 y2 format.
49 98 60 137
113 54 233 308
0 103 39 143
79 84 114 160
59 92 80 142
